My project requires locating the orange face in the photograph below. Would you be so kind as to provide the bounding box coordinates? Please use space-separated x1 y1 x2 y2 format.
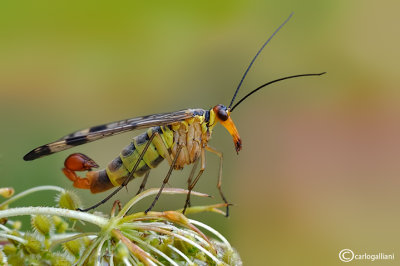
213 104 242 153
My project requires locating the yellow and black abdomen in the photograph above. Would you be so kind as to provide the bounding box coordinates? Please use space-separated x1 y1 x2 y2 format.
90 125 174 193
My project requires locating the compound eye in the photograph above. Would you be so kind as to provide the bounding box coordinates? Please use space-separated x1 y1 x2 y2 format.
217 109 229 121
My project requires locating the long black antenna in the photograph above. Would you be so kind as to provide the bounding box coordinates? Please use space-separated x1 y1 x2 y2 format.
230 72 326 112
228 12 294 109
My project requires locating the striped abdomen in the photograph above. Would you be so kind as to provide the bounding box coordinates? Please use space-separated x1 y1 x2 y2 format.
88 125 174 193
87 113 212 193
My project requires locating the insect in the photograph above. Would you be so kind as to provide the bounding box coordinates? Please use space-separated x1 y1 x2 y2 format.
23 13 325 215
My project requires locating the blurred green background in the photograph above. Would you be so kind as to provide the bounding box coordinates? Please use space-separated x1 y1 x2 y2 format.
1 1 399 265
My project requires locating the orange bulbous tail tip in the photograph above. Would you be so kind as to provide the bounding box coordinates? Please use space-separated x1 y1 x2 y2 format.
64 153 99 171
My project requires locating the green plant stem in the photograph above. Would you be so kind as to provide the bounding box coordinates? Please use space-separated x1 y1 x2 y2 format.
117 188 209 218
0 185 65 209
0 232 27 244
76 234 104 266
50 232 97 250
0 223 11 232
167 244 195 265
127 233 179 266
0 207 108 228
189 219 231 249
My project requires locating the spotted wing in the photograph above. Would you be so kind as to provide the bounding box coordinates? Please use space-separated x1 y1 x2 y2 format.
24 109 204 161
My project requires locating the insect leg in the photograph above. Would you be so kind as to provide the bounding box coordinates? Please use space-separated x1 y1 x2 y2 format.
78 133 156 212
153 132 173 165
135 171 150 195
186 159 200 208
135 131 171 195
144 145 182 214
182 148 205 214
205 146 230 217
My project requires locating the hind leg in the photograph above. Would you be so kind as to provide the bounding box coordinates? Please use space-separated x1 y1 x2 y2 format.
62 153 99 190
135 171 151 195
79 133 157 212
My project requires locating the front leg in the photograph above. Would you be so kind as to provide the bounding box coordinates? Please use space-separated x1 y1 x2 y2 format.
185 159 200 208
205 146 230 217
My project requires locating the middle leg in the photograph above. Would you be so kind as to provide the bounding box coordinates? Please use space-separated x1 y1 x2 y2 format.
185 158 200 208
182 148 206 214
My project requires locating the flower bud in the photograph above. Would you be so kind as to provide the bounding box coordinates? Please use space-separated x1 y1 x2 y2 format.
0 187 14 198
12 220 22 230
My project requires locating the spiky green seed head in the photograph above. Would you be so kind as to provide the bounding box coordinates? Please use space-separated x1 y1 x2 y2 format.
23 235 42 254
31 215 52 237
62 239 82 258
53 216 68 233
57 190 81 210
6 253 24 265
49 253 72 266
2 244 17 256
0 187 241 265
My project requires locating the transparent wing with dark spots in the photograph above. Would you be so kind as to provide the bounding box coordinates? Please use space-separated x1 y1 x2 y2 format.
24 109 203 161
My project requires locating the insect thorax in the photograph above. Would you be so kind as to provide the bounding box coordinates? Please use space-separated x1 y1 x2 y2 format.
105 109 216 186
170 114 212 169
